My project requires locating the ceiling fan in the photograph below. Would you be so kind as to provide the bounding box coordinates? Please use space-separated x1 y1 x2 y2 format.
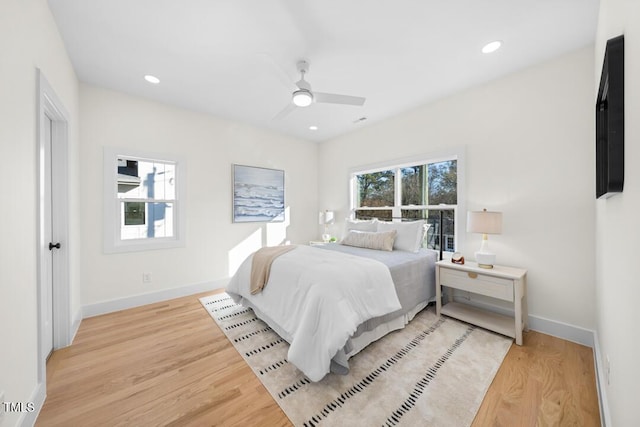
273 60 366 120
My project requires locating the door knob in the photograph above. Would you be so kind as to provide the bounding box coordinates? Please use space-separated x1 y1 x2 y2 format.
49 242 61 250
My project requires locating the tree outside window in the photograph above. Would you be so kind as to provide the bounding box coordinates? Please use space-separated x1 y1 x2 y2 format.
353 159 457 252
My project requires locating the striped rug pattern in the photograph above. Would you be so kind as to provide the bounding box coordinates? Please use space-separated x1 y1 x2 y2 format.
200 293 511 427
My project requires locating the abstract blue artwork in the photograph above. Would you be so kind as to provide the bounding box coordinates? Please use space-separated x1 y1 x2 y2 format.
233 165 285 223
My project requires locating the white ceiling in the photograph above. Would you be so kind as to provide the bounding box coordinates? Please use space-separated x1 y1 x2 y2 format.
48 0 599 142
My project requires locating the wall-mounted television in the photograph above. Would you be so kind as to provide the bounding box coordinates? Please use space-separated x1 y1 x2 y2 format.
596 35 624 199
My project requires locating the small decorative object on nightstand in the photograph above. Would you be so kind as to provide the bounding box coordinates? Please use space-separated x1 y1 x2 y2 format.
451 252 465 264
467 208 502 268
435 259 527 345
309 238 337 247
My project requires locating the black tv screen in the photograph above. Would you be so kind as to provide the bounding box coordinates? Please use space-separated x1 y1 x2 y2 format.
596 35 624 199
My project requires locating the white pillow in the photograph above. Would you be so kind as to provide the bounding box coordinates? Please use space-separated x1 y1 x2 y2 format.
376 220 425 252
344 218 378 234
341 229 397 251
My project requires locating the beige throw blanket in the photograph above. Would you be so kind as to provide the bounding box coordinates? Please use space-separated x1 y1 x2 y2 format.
250 245 297 294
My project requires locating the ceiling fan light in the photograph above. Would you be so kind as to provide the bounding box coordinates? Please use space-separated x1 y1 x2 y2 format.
292 89 313 107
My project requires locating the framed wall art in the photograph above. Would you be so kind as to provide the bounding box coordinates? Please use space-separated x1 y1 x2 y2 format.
232 164 285 223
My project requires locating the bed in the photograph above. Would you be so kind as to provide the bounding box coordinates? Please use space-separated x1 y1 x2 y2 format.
225 219 438 381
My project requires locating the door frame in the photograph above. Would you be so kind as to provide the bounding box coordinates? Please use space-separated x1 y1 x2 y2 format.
36 70 71 383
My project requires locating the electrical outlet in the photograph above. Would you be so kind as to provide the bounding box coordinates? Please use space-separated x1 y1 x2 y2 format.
606 355 611 385
142 272 152 283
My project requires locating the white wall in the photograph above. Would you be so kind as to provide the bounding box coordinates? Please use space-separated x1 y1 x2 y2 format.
0 1 80 426
595 0 640 425
319 47 596 331
79 84 318 307
0 1 616 424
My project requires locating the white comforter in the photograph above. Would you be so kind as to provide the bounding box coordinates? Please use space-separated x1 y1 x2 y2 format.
226 245 401 381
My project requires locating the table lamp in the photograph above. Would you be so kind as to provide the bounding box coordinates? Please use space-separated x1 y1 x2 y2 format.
319 210 334 242
467 209 502 268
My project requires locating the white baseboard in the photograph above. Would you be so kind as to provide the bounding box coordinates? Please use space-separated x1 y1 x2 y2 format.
70 309 82 343
450 294 594 347
82 279 228 318
527 314 594 347
592 332 611 427
19 381 45 427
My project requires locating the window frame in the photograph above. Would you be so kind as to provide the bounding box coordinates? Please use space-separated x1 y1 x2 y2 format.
103 147 186 253
349 150 464 254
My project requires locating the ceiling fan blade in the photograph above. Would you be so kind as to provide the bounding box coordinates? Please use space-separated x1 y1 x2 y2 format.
257 53 296 90
272 103 296 121
314 92 366 106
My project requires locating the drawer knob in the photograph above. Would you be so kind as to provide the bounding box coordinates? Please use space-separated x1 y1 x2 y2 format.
468 272 478 279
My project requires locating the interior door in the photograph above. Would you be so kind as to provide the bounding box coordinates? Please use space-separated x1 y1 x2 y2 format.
43 114 54 360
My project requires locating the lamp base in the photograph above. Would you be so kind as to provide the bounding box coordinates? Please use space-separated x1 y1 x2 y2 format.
475 252 496 269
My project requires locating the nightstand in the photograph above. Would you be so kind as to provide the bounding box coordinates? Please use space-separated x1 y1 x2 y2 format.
435 260 528 345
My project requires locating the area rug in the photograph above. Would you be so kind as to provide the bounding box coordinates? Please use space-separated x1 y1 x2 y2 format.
200 293 512 427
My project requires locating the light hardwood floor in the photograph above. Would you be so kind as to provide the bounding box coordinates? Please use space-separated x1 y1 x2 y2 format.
38 290 601 426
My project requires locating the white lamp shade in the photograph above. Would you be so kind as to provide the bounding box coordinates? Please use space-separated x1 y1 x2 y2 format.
324 210 334 224
319 210 335 225
467 210 502 234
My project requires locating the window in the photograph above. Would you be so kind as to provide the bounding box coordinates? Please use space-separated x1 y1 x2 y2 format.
104 148 185 253
351 156 459 253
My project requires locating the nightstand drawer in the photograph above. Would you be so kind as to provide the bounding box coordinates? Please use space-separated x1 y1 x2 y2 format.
439 268 514 302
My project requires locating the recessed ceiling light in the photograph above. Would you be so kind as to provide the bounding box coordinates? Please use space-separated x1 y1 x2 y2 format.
144 75 160 84
309 125 318 130
481 41 502 54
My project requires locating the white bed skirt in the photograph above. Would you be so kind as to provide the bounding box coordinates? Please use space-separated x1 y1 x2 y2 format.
331 300 429 372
